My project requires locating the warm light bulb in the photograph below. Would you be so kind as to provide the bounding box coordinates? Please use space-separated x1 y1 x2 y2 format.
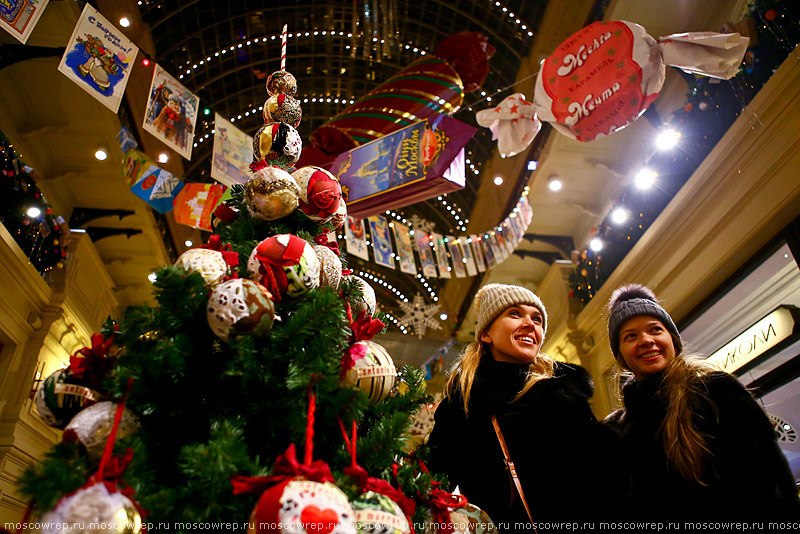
26 207 41 218
493 176 504 186
158 153 169 163
548 179 562 191
184 240 193 247
611 207 628 224
589 238 603 251
119 17 131 28
440 313 448 321
634 169 657 190
655 128 680 150
94 148 108 161
148 273 158 283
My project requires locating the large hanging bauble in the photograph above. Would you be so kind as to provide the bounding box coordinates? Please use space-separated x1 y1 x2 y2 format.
448 503 499 533
41 482 142 534
342 341 396 403
266 70 298 97
351 491 410 534
245 166 301 221
248 479 356 534
65 401 140 462
313 245 342 290
291 166 342 223
206 278 275 342
330 198 348 230
263 94 302 128
253 123 302 166
175 247 228 286
347 276 377 317
34 369 100 429
248 234 320 302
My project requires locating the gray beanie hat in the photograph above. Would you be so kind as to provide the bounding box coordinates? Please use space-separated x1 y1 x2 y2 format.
607 284 681 359
474 283 547 341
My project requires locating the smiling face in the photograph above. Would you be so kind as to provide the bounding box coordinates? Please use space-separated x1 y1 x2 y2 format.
618 315 677 379
480 304 544 364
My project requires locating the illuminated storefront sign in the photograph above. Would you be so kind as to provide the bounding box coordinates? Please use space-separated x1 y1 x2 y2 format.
707 306 798 373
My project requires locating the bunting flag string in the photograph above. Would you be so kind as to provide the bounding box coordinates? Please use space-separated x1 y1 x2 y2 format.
341 186 533 278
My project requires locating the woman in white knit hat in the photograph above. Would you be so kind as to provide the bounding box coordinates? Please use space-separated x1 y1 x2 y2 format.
427 283 621 530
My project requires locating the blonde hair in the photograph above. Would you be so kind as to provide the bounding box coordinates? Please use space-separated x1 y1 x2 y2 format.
445 340 555 416
615 332 719 485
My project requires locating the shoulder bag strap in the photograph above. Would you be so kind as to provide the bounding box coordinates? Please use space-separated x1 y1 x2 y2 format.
491 414 536 531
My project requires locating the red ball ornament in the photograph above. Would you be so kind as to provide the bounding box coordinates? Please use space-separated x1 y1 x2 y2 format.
248 479 356 534
247 234 321 302
291 166 342 222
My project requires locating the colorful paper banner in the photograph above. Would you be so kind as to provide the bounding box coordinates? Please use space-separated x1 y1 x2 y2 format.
57 4 138 113
368 215 395 269
142 63 199 160
211 113 252 187
0 0 49 43
131 164 184 213
173 183 227 231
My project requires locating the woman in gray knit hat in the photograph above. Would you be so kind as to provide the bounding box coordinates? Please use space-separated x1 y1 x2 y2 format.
604 284 800 520
427 283 622 529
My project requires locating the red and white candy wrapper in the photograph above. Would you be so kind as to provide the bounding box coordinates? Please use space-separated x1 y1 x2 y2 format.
475 93 541 158
479 21 748 154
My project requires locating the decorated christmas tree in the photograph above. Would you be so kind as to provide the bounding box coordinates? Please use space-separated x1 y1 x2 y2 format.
17 60 481 534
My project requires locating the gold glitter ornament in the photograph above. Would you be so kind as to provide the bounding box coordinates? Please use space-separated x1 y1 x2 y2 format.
253 122 302 166
313 244 342 290
263 94 302 128
244 166 301 220
175 248 228 287
265 70 298 97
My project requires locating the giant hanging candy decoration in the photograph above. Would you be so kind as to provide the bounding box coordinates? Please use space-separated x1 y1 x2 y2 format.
299 32 494 168
477 21 749 155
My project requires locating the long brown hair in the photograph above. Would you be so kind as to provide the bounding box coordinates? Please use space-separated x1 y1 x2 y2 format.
616 331 719 485
445 339 555 416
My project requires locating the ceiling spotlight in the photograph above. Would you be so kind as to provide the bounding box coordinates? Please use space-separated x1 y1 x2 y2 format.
634 168 657 190
26 206 41 218
655 128 680 150
440 313 448 321
493 176 504 186
184 240 193 247
158 153 169 163
119 17 131 28
148 273 158 283
94 148 108 161
589 238 603 251
611 207 628 224
548 179 562 191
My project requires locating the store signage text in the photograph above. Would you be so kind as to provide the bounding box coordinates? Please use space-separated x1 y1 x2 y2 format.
707 307 796 373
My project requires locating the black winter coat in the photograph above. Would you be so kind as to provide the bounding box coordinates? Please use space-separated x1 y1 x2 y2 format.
605 371 800 520
428 357 623 530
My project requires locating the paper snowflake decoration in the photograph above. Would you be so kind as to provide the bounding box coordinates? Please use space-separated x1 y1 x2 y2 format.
408 214 436 235
398 293 442 338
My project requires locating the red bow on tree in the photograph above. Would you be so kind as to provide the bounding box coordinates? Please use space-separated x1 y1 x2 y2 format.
341 306 386 374
212 203 238 224
426 483 468 534
231 443 335 495
69 331 115 389
314 233 340 256
201 235 240 270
